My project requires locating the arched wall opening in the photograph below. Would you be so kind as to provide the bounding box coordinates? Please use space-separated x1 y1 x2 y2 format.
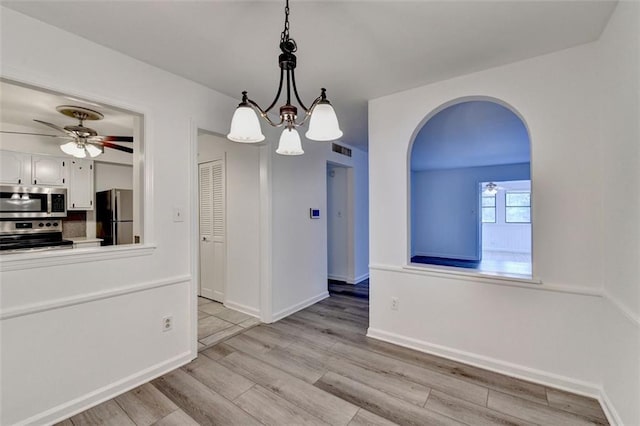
408 98 532 276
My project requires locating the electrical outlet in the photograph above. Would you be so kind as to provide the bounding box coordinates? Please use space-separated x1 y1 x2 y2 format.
391 297 399 311
162 315 173 332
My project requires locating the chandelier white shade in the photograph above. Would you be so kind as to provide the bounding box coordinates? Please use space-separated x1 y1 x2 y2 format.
226 0 341 155
227 105 265 143
305 102 343 141
276 128 304 155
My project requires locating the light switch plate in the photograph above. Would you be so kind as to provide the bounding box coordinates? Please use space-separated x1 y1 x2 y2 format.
173 207 184 222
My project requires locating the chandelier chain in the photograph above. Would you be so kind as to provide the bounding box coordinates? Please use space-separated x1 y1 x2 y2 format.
280 0 291 44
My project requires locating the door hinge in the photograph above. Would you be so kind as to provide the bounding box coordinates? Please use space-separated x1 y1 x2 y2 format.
90 164 93 170
72 203 75 208
18 179 21 184
63 161 65 167
63 178 65 184
34 179 37 185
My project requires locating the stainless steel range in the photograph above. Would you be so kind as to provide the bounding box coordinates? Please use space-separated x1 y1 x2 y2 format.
0 220 73 254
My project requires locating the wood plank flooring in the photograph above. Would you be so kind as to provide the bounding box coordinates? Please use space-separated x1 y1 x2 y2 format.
57 280 608 426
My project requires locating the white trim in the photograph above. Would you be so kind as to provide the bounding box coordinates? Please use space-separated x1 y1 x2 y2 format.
348 272 369 284
371 263 604 297
0 244 155 272
599 387 624 426
21 351 192 426
224 300 260 318
366 327 602 398
0 275 190 320
328 274 349 282
603 289 640 327
259 145 273 323
271 291 330 323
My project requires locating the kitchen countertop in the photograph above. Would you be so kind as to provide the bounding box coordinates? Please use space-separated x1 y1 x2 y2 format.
66 237 104 243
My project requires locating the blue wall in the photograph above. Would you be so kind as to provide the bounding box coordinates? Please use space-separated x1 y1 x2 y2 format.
411 163 530 260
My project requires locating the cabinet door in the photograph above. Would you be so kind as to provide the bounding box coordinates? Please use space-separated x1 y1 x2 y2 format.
0 151 31 185
32 155 66 186
68 159 94 210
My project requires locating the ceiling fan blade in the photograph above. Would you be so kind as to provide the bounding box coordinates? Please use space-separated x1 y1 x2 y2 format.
0 130 64 138
93 135 134 143
33 119 74 136
100 141 133 154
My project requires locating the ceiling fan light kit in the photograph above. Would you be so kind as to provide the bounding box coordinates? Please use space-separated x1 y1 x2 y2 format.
227 0 342 155
484 182 498 195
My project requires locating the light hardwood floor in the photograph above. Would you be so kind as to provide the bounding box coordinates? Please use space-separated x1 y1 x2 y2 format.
57 281 608 426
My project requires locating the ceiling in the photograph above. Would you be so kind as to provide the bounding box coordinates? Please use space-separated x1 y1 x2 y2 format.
411 101 530 171
2 1 617 150
0 81 135 136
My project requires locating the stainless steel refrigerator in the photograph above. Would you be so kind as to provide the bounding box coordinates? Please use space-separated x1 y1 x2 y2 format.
96 189 134 246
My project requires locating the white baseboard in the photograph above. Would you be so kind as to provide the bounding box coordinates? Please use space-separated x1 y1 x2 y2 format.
272 291 329 323
224 300 260 318
599 387 623 426
22 351 193 426
329 273 369 284
366 328 601 398
347 273 369 284
328 274 348 282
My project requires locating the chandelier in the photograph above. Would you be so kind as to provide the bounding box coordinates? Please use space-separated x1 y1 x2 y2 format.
227 0 342 155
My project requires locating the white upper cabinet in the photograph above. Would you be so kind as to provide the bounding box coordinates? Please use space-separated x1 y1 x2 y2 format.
68 159 94 210
0 151 31 185
31 154 66 186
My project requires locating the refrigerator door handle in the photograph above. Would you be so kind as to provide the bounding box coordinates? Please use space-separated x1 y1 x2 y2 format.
115 190 121 222
112 221 118 246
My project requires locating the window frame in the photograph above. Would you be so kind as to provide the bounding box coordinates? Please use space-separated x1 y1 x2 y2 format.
505 191 531 223
481 194 496 223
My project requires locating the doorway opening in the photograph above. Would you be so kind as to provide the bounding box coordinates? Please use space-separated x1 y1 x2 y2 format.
196 131 260 351
327 162 354 286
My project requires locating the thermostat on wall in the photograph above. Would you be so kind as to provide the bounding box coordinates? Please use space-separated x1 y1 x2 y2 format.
310 208 320 219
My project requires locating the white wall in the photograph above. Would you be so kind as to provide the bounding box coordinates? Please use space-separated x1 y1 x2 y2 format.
327 164 349 281
597 1 640 425
198 132 261 315
0 8 238 425
270 140 369 320
369 32 625 421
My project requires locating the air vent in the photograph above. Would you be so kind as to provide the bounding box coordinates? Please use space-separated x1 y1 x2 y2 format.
332 143 352 157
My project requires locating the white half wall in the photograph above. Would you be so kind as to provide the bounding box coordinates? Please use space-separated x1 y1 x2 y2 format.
198 132 261 313
369 19 637 423
0 7 238 425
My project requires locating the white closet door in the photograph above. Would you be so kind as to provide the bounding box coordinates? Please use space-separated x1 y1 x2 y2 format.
199 159 225 302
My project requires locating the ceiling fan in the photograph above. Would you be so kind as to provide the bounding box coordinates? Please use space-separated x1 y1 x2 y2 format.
0 105 133 158
483 182 506 195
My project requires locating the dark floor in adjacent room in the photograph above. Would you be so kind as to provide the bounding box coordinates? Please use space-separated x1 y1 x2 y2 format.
57 279 607 425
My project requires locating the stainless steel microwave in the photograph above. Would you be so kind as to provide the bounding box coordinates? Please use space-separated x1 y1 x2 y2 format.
0 185 67 219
